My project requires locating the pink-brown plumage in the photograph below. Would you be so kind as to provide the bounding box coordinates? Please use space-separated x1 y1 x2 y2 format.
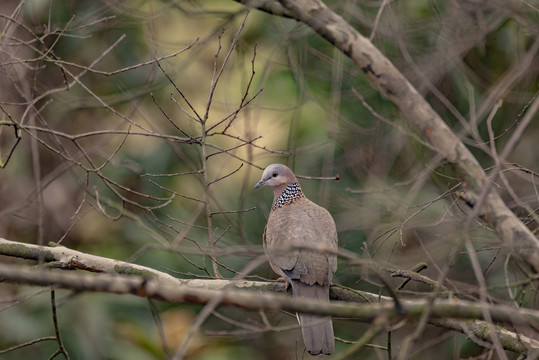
255 164 338 355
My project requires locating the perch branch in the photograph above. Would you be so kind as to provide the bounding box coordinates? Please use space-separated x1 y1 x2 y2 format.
0 238 538 355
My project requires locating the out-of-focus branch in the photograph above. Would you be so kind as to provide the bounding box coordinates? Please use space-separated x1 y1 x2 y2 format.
1 238 539 355
1 261 539 326
430 319 539 357
236 0 539 272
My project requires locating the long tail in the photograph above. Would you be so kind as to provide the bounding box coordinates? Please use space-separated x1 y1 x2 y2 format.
291 280 334 355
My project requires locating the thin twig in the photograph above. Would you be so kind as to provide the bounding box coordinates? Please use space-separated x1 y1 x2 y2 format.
50 290 70 360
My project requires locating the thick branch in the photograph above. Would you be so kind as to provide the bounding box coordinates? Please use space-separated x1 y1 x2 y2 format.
430 319 539 357
0 237 280 291
1 238 539 355
1 263 539 328
236 0 539 271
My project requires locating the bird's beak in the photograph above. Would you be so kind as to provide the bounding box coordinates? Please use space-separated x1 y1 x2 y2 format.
254 178 266 190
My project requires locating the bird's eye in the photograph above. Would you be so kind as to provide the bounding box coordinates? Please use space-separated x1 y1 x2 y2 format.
272 172 278 177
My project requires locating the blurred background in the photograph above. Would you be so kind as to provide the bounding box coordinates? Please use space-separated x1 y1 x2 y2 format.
0 0 537 359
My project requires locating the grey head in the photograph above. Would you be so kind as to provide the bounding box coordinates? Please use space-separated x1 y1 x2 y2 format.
254 164 298 190
254 164 300 202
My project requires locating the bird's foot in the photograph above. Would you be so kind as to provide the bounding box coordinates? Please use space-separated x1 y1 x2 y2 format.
276 277 291 289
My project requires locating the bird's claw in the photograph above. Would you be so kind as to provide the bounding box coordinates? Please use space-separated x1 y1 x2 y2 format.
277 276 291 289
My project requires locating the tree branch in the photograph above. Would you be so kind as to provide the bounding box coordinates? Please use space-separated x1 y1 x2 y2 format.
235 0 539 272
1 262 538 327
1 238 538 355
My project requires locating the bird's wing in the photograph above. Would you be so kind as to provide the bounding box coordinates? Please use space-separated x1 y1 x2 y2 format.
264 200 337 285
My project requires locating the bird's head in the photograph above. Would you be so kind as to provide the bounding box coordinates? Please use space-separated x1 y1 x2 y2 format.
254 164 298 195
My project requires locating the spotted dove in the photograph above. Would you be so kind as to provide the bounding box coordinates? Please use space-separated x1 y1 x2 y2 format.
255 164 338 355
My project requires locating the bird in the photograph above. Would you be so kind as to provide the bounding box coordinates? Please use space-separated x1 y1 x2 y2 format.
254 163 338 355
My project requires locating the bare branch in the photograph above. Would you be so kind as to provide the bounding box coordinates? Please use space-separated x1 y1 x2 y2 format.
1 238 538 355
237 0 539 271
0 262 538 336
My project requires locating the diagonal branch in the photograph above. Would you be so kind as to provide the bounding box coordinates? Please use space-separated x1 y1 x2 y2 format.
236 0 539 272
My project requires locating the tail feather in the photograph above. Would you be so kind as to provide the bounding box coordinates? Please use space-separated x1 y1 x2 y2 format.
292 281 334 355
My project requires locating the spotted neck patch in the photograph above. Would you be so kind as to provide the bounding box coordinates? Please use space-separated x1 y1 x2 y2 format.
273 182 305 210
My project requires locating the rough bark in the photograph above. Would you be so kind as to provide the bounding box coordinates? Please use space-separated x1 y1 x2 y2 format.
237 0 539 272
1 237 538 356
